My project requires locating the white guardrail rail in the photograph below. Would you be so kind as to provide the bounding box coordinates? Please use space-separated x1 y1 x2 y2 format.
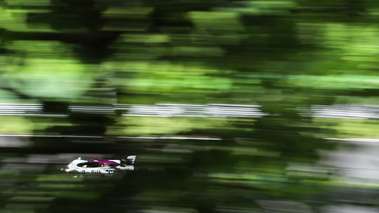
0 103 379 119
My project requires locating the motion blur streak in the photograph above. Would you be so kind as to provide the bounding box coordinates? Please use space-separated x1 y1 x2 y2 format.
1 103 379 119
1 0 379 212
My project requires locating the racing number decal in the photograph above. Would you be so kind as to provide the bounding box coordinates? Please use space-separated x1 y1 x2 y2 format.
107 170 114 174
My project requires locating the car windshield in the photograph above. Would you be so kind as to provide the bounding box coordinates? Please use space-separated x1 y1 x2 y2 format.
77 162 101 168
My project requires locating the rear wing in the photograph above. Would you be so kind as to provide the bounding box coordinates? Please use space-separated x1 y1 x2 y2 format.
118 155 136 165
126 155 136 164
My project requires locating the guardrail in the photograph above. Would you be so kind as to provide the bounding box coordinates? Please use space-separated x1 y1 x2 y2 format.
0 103 378 119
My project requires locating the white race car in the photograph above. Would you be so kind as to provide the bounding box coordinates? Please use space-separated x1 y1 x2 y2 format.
61 156 136 177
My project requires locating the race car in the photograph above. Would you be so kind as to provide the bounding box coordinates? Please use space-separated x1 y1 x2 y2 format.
61 156 136 177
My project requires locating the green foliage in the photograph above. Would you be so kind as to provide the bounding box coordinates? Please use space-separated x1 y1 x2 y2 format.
1 0 379 212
